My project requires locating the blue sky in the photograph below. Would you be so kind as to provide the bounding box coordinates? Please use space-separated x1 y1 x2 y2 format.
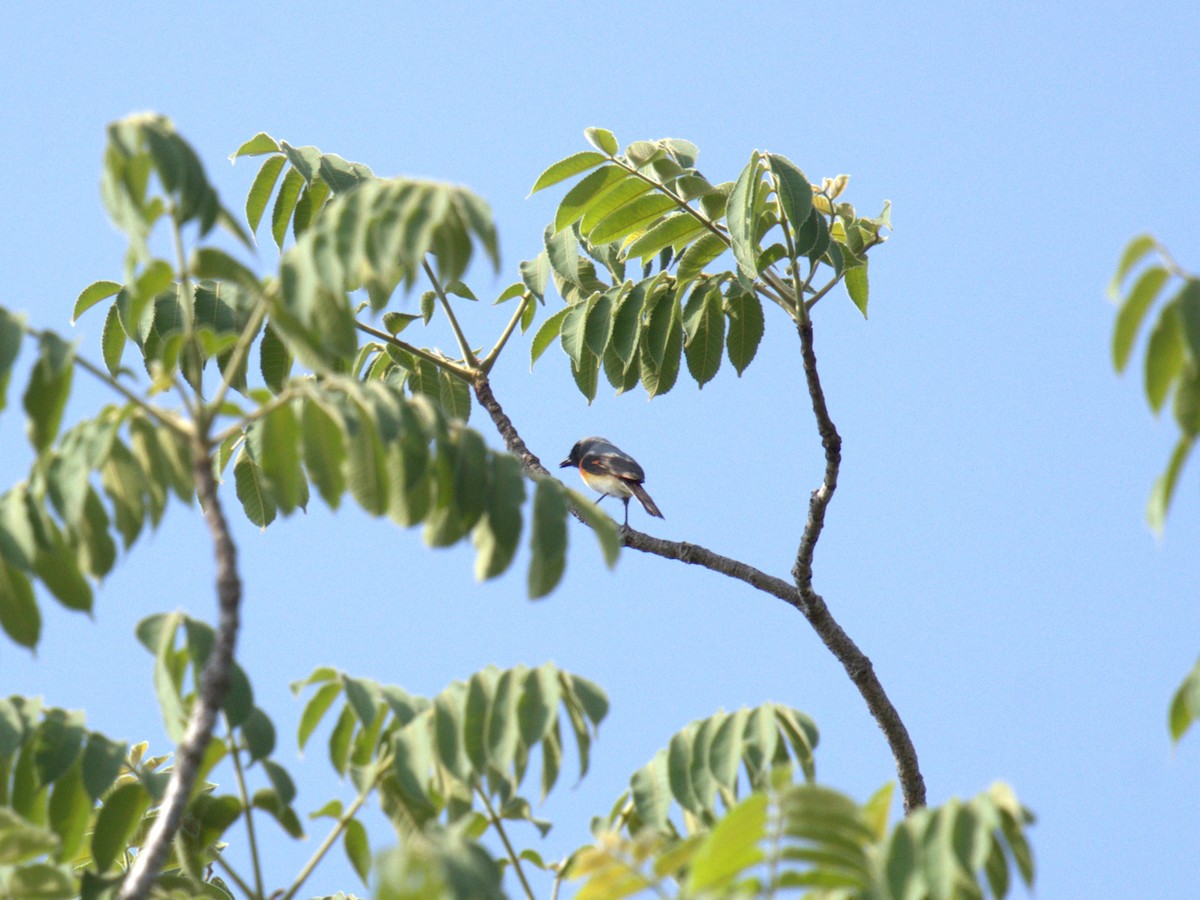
2 1 1199 896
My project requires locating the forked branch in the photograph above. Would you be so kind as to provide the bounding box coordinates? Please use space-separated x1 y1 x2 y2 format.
473 341 927 812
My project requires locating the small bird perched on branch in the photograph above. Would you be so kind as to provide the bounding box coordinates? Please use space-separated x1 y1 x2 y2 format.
560 436 664 528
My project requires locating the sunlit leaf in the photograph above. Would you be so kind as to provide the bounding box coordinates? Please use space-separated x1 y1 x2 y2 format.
584 127 619 156
1112 266 1170 372
91 782 149 872
245 154 286 236
530 151 608 195
72 281 121 324
845 260 869 318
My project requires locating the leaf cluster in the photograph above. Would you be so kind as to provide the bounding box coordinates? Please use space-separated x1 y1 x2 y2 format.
571 778 1034 900
1110 235 1200 530
0 692 238 899
527 131 890 400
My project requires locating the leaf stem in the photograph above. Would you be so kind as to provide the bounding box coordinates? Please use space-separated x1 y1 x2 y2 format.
25 326 192 438
225 716 265 899
205 298 269 434
211 852 258 898
280 780 374 900
422 257 479 368
353 320 475 381
475 787 536 900
480 294 533 374
210 386 301 450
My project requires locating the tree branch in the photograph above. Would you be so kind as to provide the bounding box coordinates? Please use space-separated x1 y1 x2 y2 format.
789 318 926 812
473 369 927 813
118 437 243 899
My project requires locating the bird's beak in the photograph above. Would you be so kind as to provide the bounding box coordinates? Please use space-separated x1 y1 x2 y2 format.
558 458 572 468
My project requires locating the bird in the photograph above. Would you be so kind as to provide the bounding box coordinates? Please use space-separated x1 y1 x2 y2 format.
560 436 664 528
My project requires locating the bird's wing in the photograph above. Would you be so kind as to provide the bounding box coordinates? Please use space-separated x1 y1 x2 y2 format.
581 445 646 482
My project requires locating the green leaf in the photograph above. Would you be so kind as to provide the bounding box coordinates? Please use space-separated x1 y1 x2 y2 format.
234 447 277 529
517 663 561 749
587 194 678 245
298 682 342 752
34 710 85 785
686 792 768 897
0 562 38 649
81 732 127 800
271 167 305 250
559 301 590 368
528 479 568 599
231 132 281 159
520 251 550 299
677 233 728 287
584 292 615 358
1169 657 1200 742
91 782 149 872
554 165 629 233
241 707 276 763
683 285 724 388
1147 435 1194 533
726 290 764 376
579 177 655 236
344 818 371 884
631 751 671 831
728 155 764 283
47 760 88 860
1145 302 1184 413
531 306 570 369
1112 266 1170 372
301 392 346 508
192 247 261 292
624 213 709 263
473 453 525 581
584 127 619 156
23 333 74 453
767 153 815 236
246 154 286 234
486 667 522 778
639 296 682 399
0 308 26 413
845 260 869 317
530 151 608 195
1174 280 1200 363
100 303 126 376
572 348 600 403
1109 233 1158 297
72 281 121 324
258 401 304 515
0 808 59 864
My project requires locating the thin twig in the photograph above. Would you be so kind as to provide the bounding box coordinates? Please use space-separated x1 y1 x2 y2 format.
476 787 536 900
480 294 533 374
280 781 374 900
422 257 479 368
205 299 268 431
118 435 243 899
226 715 265 899
25 327 191 438
211 851 257 898
354 320 474 381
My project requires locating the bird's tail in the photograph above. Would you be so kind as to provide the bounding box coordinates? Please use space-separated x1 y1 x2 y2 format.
629 482 664 519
